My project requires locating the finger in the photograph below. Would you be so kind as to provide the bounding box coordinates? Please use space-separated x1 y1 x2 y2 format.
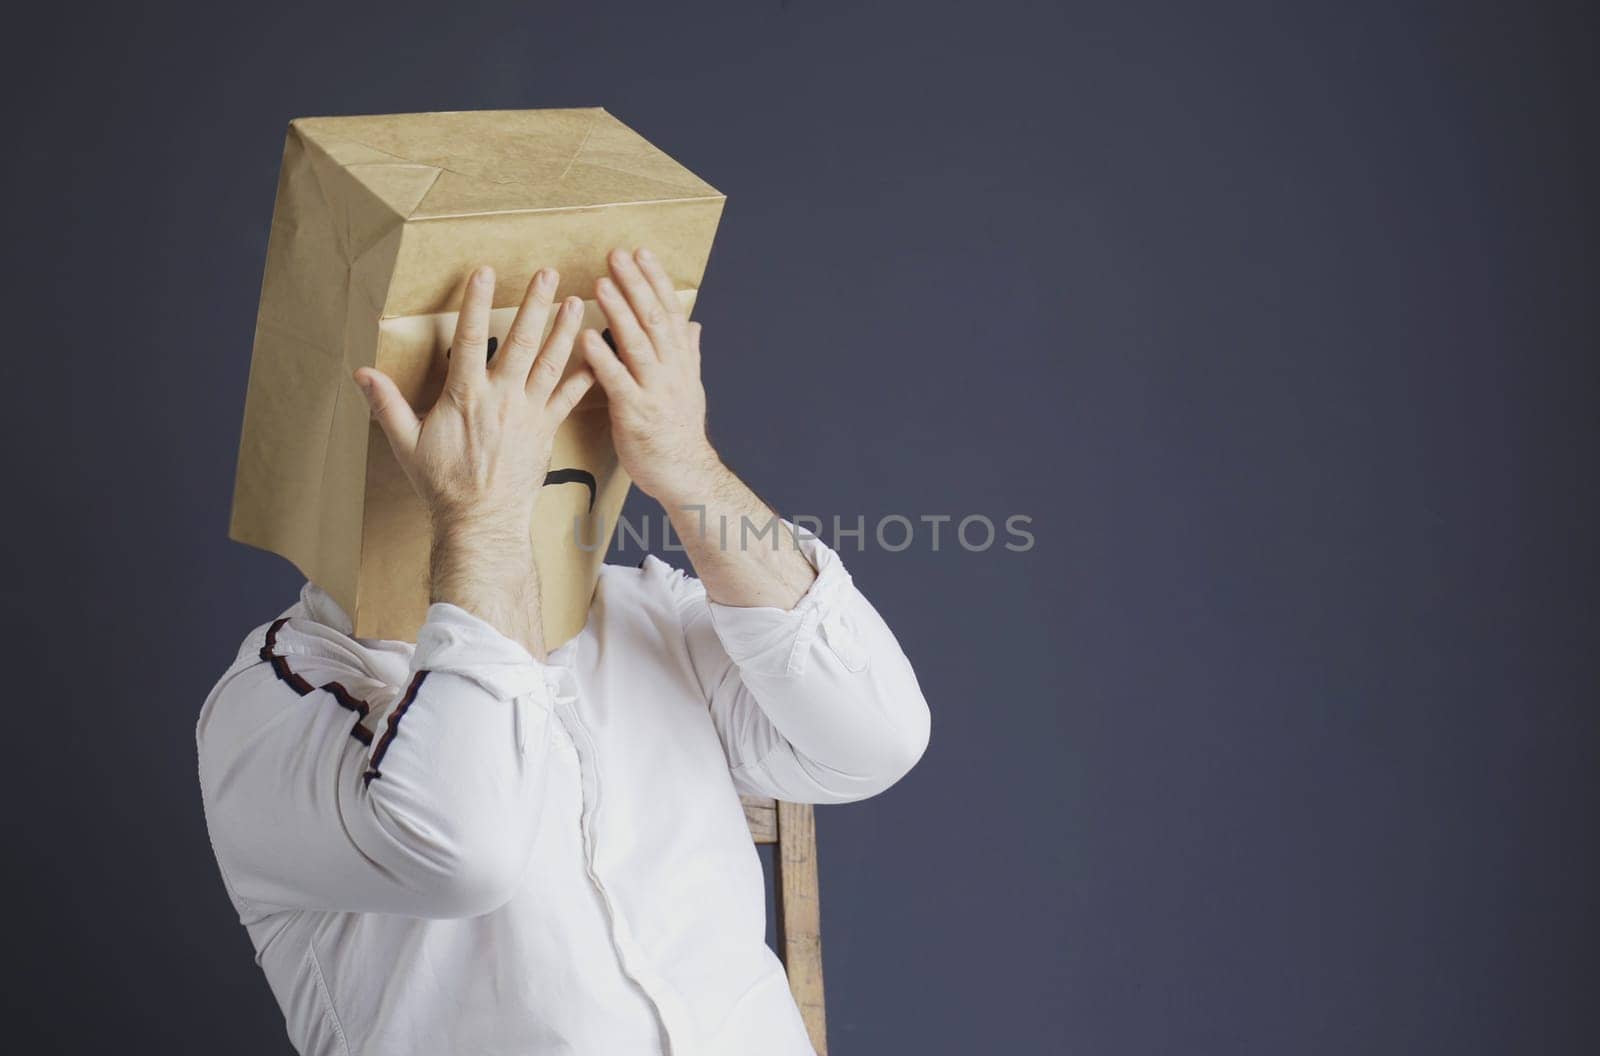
686 321 703 362
495 268 558 384
354 367 420 459
608 247 680 353
580 328 641 400
446 266 495 390
547 368 595 420
528 296 586 399
594 274 656 375
632 247 687 341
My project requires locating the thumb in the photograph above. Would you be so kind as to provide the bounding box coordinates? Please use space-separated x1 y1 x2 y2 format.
354 368 420 458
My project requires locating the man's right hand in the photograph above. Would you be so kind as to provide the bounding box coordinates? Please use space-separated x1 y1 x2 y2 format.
354 265 593 657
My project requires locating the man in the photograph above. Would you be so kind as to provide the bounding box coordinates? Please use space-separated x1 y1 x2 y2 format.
197 247 931 1054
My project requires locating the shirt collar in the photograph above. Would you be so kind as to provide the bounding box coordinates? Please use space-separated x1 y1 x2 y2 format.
299 581 355 636
300 578 586 664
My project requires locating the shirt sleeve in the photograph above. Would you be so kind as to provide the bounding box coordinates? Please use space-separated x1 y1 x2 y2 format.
196 602 564 920
671 525 932 804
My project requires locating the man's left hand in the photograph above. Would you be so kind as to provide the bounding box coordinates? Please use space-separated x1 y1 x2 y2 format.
581 247 724 507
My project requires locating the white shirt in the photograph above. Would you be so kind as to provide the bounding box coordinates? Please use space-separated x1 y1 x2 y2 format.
196 531 930 1055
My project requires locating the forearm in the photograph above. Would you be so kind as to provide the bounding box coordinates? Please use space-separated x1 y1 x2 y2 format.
660 457 816 610
684 527 932 802
430 516 544 659
573 246 929 803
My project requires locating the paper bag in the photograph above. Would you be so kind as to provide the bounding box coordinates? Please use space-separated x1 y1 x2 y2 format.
230 109 724 645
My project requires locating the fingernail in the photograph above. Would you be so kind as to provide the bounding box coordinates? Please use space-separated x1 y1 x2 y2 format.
539 268 556 289
566 297 583 315
354 372 372 394
473 267 493 287
636 247 653 262
597 277 613 294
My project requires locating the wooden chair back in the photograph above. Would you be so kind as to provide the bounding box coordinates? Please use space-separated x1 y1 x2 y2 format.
741 795 827 1054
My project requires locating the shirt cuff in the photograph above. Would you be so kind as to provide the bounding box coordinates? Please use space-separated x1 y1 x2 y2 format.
412 603 566 702
705 523 857 679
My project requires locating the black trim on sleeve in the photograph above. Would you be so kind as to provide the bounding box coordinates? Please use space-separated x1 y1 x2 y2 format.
363 671 429 786
260 618 376 746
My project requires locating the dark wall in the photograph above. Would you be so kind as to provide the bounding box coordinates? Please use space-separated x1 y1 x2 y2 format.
3 1 1594 1052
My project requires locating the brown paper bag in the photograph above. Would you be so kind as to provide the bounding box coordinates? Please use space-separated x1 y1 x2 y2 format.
230 108 724 645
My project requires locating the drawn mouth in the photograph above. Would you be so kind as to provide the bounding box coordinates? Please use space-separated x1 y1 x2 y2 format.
543 468 597 511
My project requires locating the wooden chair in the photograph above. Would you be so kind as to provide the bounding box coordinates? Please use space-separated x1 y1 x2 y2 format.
741 795 828 1054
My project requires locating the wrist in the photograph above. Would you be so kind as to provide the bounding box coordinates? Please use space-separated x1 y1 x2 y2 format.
430 514 534 588
431 507 532 552
650 447 728 510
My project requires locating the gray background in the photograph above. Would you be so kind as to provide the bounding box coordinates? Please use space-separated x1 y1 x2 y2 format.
2 0 1594 1053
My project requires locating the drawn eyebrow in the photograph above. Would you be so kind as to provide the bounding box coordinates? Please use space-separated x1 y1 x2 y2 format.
542 468 597 511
